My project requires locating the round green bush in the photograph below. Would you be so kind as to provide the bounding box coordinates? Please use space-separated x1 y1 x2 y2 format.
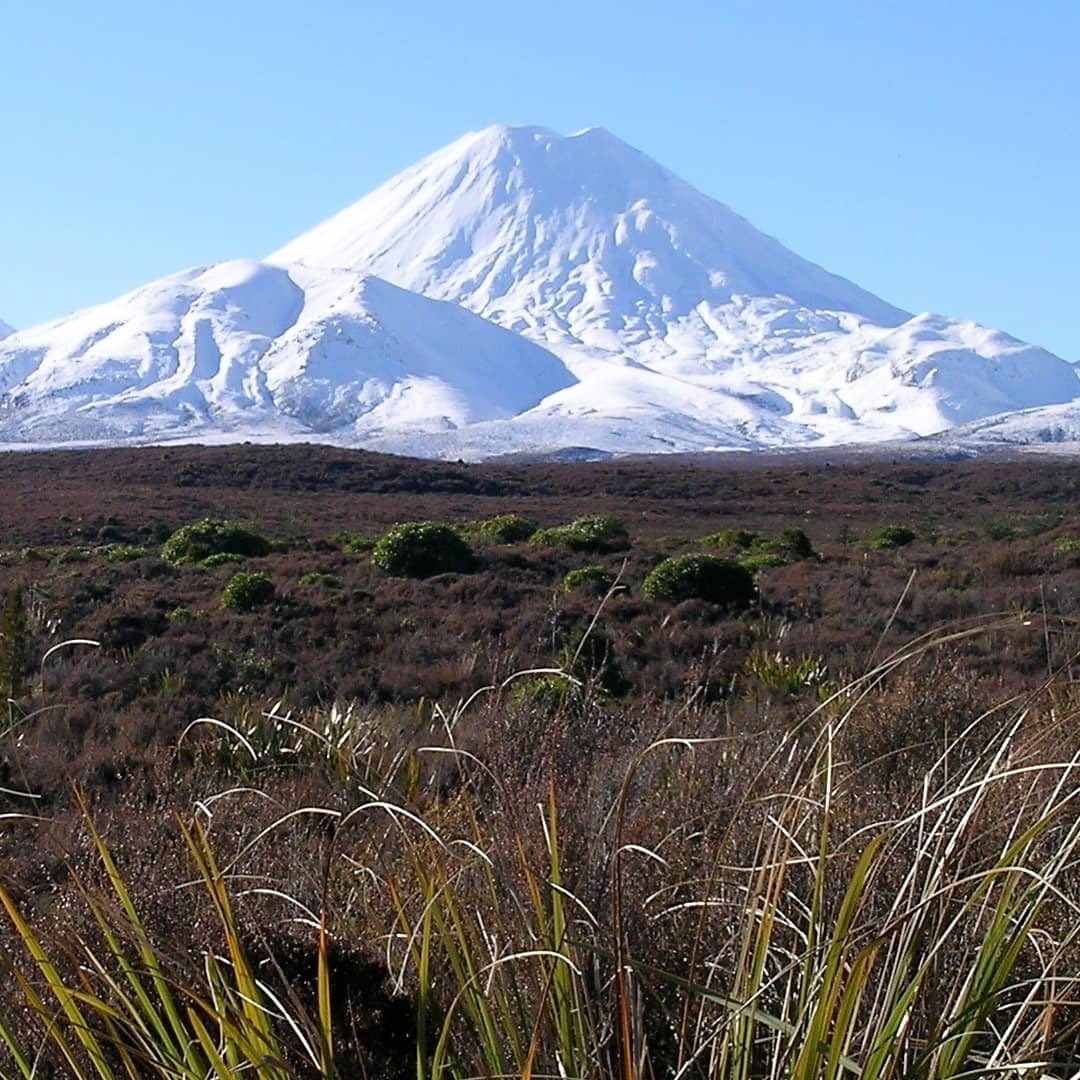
560 565 616 596
532 514 629 553
162 518 272 565
472 514 537 544
867 524 917 550
371 522 476 578
641 554 756 607
220 571 276 612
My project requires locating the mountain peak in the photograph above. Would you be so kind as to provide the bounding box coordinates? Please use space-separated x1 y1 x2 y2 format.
0 317 13 340
467 122 624 148
269 123 908 331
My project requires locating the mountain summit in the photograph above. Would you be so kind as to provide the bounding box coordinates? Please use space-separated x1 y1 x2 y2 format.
0 317 13 340
0 125 1075 455
270 124 907 332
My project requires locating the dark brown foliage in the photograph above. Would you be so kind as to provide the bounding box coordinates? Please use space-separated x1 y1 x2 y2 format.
1 443 1079 1074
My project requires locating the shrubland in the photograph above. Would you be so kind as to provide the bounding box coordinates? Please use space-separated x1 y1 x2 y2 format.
0 445 1078 1077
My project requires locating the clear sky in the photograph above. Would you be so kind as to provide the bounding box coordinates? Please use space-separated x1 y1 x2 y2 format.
3 0 1077 359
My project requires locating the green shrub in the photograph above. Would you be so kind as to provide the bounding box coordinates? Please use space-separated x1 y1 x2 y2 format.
866 524 917 550
1053 536 1080 559
331 530 377 554
983 517 1017 541
298 572 343 590
642 554 756 607
738 551 787 573
770 527 816 560
706 527 815 567
532 514 629 553
162 518 272 565
560 565 616 596
1024 512 1063 537
220 571 276 612
702 528 759 551
167 606 204 623
103 544 150 563
54 546 93 564
469 514 537 544
371 522 476 578
200 552 248 568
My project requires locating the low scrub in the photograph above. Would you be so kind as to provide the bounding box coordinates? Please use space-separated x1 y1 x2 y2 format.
220 570 276 611
705 526 815 569
102 543 151 562
737 550 788 573
371 521 476 577
767 526 816 559
642 552 756 607
466 513 537 544
559 564 616 596
865 523 917 550
162 518 272 565
200 551 248 568
532 514 629 553
2 649 1078 1079
330 530 377 554
702 527 759 551
298 571 343 590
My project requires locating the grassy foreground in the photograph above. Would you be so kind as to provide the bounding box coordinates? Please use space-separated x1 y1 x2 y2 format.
1 614 1079 1079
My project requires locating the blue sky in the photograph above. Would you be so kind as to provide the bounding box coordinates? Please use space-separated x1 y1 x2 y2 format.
3 0 1077 359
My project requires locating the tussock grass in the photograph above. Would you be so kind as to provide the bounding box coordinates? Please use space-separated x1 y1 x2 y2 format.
1 619 1080 1078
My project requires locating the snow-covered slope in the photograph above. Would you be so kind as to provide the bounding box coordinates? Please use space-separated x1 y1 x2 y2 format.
0 318 13 340
929 400 1080 450
270 124 1080 455
0 260 574 443
271 125 907 330
0 125 1075 457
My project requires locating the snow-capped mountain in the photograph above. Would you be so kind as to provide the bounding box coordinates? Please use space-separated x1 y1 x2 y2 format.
0 260 574 443
268 124 1078 454
271 125 907 330
0 318 13 340
0 124 1075 456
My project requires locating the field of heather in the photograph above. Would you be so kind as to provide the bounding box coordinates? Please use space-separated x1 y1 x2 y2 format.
0 445 1078 1079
